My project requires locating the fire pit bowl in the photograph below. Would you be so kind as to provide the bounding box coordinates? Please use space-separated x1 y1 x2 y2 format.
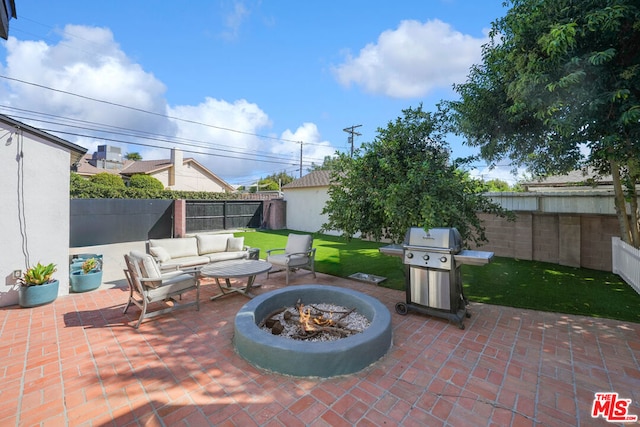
233 284 393 377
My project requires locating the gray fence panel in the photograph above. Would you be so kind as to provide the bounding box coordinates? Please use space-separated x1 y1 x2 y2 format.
185 200 262 233
70 199 173 247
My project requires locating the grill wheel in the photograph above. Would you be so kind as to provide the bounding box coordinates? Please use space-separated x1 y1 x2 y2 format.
395 302 408 315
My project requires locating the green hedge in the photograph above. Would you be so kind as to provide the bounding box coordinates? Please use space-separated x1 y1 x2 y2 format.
70 173 239 200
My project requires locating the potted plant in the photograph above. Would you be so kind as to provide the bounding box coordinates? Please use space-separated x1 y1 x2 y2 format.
18 262 59 308
70 257 103 293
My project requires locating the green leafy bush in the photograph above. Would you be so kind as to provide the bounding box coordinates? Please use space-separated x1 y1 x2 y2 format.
129 174 165 191
70 172 237 200
90 172 126 188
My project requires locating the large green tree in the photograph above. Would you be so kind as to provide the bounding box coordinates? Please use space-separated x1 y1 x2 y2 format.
449 0 640 246
321 105 511 245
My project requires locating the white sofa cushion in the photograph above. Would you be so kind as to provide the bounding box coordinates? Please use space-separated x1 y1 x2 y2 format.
160 256 210 270
149 237 199 259
197 234 232 255
207 251 247 263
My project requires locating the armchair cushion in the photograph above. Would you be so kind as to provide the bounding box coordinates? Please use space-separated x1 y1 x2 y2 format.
285 234 312 254
266 233 316 285
130 250 162 288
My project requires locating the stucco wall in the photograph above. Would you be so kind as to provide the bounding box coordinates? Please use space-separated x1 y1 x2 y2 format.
284 187 338 235
1 129 73 306
174 162 226 192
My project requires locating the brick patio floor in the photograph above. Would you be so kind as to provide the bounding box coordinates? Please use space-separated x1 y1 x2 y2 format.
2 268 640 426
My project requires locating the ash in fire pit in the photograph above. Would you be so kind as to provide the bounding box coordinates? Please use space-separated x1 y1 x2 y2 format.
261 301 370 341
234 285 393 377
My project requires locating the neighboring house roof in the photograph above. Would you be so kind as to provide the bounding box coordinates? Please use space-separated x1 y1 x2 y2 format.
75 149 235 192
0 0 17 40
284 170 332 189
524 168 613 190
0 114 87 164
75 154 130 176
121 157 235 192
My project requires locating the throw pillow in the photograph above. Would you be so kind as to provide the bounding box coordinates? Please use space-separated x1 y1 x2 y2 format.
150 246 171 263
227 237 244 251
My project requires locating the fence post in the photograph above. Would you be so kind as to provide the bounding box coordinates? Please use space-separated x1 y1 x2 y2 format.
174 200 186 237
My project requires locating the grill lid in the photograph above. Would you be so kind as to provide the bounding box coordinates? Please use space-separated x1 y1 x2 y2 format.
403 227 462 253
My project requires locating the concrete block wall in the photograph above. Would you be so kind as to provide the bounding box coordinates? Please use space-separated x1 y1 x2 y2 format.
533 215 559 264
471 212 620 271
580 215 619 271
473 213 533 260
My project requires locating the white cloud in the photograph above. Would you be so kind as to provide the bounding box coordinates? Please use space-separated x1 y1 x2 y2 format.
167 97 273 178
0 24 318 180
277 122 337 171
332 19 488 98
220 1 251 41
3 25 172 136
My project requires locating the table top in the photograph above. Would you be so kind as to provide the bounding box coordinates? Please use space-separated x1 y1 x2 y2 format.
200 259 272 278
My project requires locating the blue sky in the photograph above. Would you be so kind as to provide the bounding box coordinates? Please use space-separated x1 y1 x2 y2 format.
0 0 521 187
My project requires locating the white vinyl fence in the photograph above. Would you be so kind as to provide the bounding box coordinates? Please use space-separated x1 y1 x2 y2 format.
612 237 640 295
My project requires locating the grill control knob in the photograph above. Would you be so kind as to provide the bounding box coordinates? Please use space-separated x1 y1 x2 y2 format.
422 254 430 261
440 256 447 263
406 252 413 259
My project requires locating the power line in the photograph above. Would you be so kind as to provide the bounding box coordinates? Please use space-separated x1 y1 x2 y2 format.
0 105 329 165
0 74 336 147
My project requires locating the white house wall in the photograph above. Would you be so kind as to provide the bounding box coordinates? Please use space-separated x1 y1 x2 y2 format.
284 187 341 236
0 130 72 306
158 162 226 192
174 163 225 192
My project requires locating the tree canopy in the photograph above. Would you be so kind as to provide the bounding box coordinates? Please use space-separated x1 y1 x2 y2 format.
448 0 640 246
321 105 512 245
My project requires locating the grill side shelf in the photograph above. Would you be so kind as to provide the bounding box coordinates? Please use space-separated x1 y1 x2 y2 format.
379 244 403 257
453 250 494 266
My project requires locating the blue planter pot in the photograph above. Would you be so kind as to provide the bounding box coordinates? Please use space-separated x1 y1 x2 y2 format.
70 270 103 293
19 280 60 308
70 261 84 272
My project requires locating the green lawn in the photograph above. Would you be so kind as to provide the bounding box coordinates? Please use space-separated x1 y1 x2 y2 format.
238 229 640 323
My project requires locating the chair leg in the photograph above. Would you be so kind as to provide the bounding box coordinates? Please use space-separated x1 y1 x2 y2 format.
134 298 149 329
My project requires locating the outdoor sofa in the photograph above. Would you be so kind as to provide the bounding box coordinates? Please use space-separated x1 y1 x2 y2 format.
147 233 250 272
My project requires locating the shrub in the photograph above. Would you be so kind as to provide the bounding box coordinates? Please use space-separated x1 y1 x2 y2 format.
90 172 126 188
129 174 165 191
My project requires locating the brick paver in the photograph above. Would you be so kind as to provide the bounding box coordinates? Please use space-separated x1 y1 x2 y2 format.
1 271 639 426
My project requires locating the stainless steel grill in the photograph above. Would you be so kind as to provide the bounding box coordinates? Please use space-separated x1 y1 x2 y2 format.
380 227 493 329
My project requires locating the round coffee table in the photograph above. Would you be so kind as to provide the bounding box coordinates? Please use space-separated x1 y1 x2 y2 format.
200 259 272 300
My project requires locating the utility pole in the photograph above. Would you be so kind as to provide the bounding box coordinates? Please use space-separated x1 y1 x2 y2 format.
299 141 303 178
343 124 362 157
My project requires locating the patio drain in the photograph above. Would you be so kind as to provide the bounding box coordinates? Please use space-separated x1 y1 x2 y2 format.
233 284 393 377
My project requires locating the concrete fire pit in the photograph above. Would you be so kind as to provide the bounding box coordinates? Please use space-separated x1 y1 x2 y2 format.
233 284 393 377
